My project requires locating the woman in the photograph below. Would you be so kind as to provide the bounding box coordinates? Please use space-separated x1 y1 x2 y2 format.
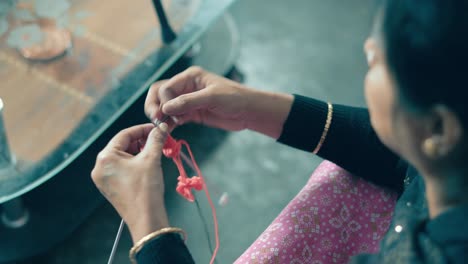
91 0 468 263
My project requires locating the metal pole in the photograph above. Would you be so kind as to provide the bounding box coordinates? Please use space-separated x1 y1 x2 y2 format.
0 98 14 169
0 98 29 228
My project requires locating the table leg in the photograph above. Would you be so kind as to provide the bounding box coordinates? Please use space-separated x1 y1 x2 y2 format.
1 198 29 228
0 99 14 169
152 0 177 44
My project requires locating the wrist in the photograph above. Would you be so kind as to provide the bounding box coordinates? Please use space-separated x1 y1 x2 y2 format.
245 89 293 139
128 204 170 243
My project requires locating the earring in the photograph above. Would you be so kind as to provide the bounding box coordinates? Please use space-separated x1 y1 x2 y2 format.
422 137 442 158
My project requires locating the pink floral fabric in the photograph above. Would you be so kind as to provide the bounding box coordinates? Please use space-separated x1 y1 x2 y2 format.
235 161 398 264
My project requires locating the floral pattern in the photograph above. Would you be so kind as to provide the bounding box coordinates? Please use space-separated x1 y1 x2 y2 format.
235 161 398 264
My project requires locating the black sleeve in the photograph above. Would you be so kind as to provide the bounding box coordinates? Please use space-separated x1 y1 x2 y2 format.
278 95 407 193
136 233 195 264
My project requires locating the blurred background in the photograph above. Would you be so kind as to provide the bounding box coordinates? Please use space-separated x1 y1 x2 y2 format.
2 0 373 263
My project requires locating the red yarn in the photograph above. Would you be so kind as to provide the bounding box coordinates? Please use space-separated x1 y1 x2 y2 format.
163 135 220 264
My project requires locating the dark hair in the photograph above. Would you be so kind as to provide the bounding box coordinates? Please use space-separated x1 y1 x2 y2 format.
381 0 468 126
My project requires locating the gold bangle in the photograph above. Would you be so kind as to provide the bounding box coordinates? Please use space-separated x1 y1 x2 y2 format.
312 102 333 155
129 227 187 264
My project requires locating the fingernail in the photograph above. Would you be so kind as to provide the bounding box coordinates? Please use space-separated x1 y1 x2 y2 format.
159 122 168 132
171 116 179 124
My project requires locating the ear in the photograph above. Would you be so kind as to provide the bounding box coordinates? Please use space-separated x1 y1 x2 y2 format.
422 105 463 159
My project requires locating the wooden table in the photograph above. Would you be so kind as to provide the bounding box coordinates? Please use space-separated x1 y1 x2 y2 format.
0 0 198 165
0 0 238 261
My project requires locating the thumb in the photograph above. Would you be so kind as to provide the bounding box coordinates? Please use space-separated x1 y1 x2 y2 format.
162 88 214 116
141 123 169 157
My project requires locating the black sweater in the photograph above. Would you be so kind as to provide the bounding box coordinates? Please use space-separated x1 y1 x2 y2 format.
135 95 468 264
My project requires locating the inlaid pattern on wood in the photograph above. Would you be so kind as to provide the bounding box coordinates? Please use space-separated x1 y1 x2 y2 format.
0 0 200 162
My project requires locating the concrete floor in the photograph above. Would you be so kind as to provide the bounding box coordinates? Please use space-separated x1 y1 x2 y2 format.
26 0 373 263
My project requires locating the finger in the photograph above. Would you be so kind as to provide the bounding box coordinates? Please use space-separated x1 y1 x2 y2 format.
91 149 118 182
158 66 205 106
106 124 154 153
145 80 166 121
141 123 169 157
127 140 142 155
165 117 178 131
162 87 214 116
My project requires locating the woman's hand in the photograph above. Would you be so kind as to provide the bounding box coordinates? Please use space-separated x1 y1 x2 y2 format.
145 66 294 139
91 123 170 243
145 66 252 131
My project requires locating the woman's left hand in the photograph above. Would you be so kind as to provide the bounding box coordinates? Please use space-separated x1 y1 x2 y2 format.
91 123 170 243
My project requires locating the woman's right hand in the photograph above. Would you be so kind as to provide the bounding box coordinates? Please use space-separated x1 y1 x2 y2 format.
145 66 252 131
145 66 294 138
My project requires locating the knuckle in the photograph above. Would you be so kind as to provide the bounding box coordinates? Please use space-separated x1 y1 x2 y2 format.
96 151 113 166
159 85 174 100
149 83 157 92
159 84 169 94
91 168 101 182
149 81 164 92
187 66 203 75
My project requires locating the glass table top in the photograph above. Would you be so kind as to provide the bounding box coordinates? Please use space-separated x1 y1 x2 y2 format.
0 0 235 203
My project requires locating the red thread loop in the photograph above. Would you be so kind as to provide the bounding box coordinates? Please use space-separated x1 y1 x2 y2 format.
163 136 203 202
176 176 203 202
162 136 180 158
162 134 219 264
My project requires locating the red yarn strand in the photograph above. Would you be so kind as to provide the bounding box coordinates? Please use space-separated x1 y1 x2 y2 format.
163 135 220 264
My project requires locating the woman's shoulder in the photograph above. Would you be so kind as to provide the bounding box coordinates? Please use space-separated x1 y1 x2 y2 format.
352 168 468 264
